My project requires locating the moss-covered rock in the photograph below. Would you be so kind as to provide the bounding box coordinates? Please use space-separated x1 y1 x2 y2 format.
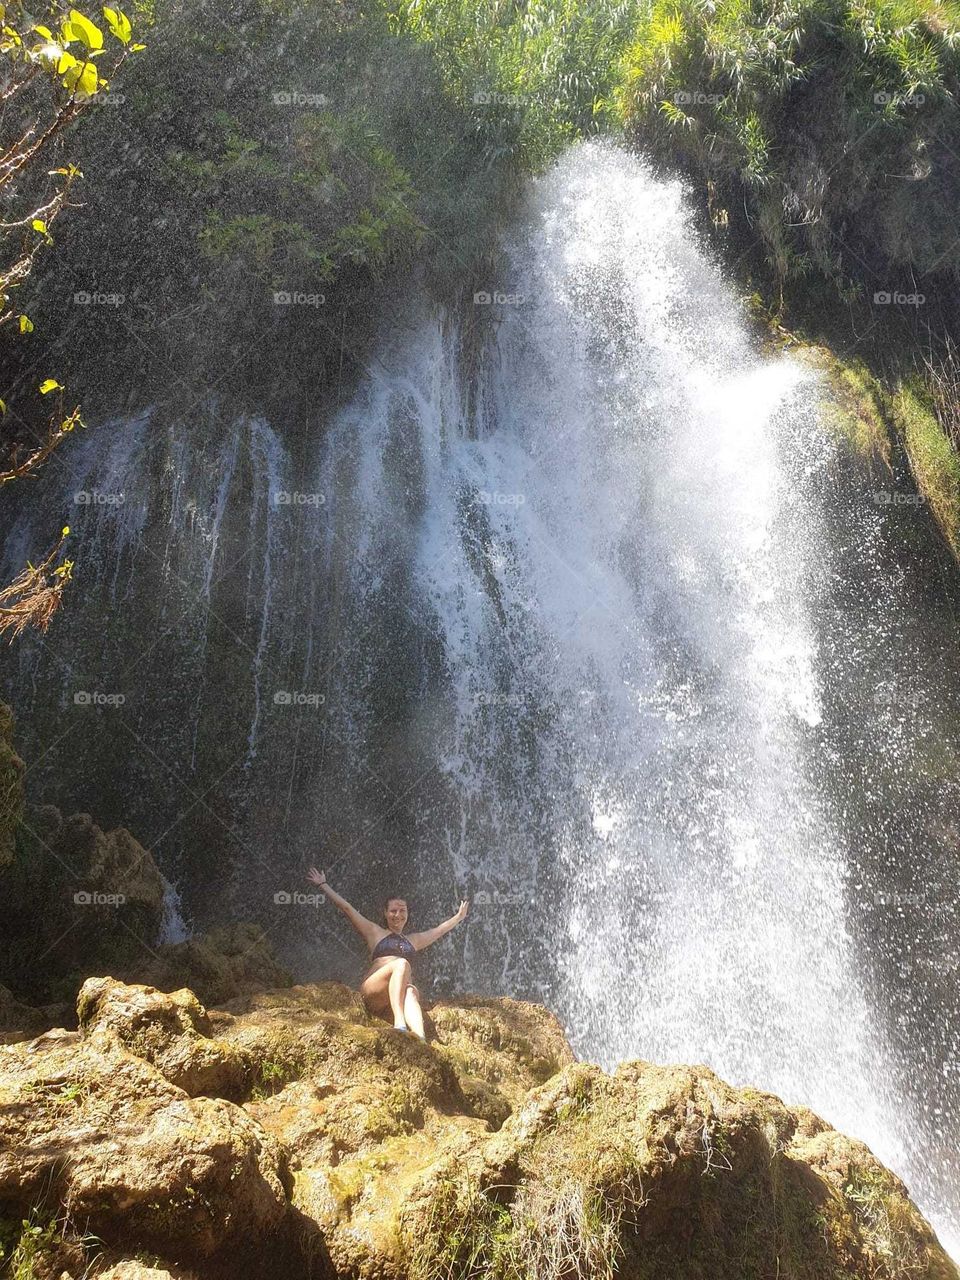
77 976 254 1100
0 979 953 1280
129 923 294 1008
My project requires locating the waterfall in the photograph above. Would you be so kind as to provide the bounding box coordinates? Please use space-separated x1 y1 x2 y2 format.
1 139 957 1254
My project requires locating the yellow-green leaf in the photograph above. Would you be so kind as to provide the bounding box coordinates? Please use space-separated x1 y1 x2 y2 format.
19 314 33 333
32 219 46 233
32 23 54 38
62 526 70 536
66 9 103 49
39 378 62 394
62 57 98 95
102 5 130 42
57 49 78 73
0 399 6 415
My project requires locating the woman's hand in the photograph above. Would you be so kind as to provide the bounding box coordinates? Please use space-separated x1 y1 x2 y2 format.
454 899 469 923
307 866 328 889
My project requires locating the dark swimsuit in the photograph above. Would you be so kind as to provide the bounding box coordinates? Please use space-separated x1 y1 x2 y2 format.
371 932 416 961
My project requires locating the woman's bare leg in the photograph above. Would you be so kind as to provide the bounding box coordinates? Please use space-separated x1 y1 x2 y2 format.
387 959 412 1028
360 961 402 1023
403 984 425 1040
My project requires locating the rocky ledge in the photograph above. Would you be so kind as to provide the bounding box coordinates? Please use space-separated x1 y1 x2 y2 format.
0 978 955 1280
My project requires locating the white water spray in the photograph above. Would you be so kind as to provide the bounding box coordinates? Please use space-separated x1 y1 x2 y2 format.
315 140 958 1256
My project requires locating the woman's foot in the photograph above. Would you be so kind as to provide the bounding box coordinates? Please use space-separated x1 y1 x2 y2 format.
393 1020 409 1033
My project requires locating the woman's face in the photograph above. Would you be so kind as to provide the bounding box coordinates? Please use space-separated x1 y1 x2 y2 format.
384 898 408 932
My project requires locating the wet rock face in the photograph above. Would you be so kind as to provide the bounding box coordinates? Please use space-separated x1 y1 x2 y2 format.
0 979 954 1280
0 701 25 869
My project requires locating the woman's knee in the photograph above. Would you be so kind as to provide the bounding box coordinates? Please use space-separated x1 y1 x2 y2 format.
390 958 412 978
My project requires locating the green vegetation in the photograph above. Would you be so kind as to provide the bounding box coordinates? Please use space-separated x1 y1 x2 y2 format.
7 0 960 551
616 0 960 305
614 0 960 551
0 1 144 637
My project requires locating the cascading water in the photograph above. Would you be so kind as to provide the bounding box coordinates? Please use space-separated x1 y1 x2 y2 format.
2 140 958 1253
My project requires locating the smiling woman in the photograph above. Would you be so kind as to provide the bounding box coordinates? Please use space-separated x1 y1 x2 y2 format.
305 867 468 1040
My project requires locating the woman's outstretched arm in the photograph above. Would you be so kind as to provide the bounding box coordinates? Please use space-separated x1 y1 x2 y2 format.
407 900 469 951
307 868 381 947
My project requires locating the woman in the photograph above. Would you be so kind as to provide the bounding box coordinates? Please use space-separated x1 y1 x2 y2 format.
306 867 468 1040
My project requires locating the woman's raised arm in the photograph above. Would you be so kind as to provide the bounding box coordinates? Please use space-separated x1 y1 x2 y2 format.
307 868 381 946
407 900 469 951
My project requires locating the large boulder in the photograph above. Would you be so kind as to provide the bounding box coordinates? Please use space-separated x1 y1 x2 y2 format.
398 1060 959 1280
0 978 954 1280
77 977 254 1100
0 1025 290 1269
1 806 167 1003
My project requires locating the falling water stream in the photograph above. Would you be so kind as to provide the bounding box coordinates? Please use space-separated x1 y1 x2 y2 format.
3 141 958 1253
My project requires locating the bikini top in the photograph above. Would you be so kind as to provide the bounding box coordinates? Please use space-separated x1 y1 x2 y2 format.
371 932 416 961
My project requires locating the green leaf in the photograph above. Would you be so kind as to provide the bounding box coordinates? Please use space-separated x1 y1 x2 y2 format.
66 8 103 49
102 5 131 42
38 378 63 394
0 399 7 415
62 57 99 95
18 314 33 333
